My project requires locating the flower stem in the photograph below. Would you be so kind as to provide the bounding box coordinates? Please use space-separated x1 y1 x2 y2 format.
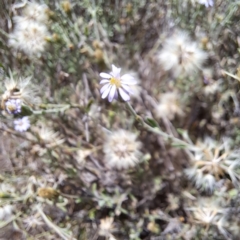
32 103 83 115
126 102 193 149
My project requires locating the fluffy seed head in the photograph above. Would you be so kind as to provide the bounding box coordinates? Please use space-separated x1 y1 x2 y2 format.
155 92 184 120
1 73 39 110
187 197 226 226
203 79 222 96
37 126 65 148
8 20 49 56
158 31 207 77
23 213 44 231
103 129 142 169
185 137 240 191
99 217 115 237
14 2 49 24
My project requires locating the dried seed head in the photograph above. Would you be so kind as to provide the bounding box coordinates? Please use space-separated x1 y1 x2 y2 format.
185 137 240 191
8 20 49 57
103 129 142 169
99 217 115 237
155 91 184 120
37 126 65 148
1 73 40 112
18 2 49 24
187 197 228 238
158 31 207 77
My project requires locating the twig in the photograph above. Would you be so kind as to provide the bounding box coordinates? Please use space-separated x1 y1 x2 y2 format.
222 70 240 82
37 205 76 240
126 102 194 150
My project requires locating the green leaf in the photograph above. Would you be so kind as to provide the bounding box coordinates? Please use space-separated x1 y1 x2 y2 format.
0 62 5 72
86 99 94 112
171 143 187 149
145 117 158 128
19 105 33 116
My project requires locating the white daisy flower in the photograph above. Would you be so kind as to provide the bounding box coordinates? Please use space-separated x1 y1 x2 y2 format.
5 99 22 114
198 0 214 7
99 64 137 102
14 116 30 132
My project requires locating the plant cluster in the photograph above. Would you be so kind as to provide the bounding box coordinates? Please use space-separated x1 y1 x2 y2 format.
0 0 240 239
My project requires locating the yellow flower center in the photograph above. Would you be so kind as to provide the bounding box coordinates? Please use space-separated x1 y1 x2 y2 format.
6 103 17 113
110 77 121 88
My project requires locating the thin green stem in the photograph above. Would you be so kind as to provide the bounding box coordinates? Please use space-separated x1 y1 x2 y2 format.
126 102 194 149
32 103 83 115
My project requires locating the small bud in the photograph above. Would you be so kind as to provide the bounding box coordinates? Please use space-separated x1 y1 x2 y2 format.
37 187 59 199
147 221 160 234
92 40 100 49
61 1 71 13
201 37 209 49
126 3 133 13
68 43 74 50
94 49 104 62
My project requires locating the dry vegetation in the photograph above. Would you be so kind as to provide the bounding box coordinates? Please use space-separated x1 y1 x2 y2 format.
0 0 240 239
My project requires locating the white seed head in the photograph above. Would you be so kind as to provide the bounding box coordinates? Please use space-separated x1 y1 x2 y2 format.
186 137 240 191
0 205 14 220
21 2 49 24
188 197 226 226
158 31 207 77
23 213 44 231
76 149 92 166
99 217 114 237
8 20 49 56
37 126 65 148
103 129 142 169
155 92 184 120
2 73 40 108
203 80 222 95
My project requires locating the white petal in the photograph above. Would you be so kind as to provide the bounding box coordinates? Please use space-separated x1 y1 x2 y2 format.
111 64 121 77
100 79 110 84
114 90 118 100
119 88 130 101
121 84 133 94
108 85 117 102
101 85 111 99
121 74 137 84
100 83 110 94
100 72 111 79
